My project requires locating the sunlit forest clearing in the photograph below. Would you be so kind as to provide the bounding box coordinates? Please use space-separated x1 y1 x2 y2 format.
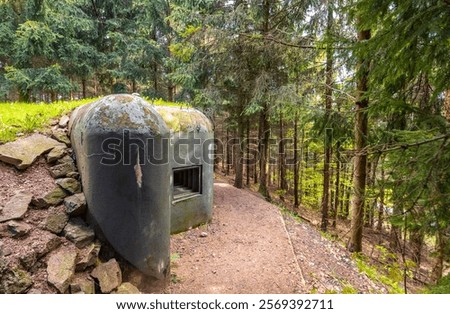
0 0 449 294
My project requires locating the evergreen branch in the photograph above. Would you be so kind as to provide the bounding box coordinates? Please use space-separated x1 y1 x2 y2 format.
368 134 449 155
240 33 352 50
343 134 450 156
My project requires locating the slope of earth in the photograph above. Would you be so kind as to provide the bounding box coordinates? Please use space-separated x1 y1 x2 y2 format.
169 180 386 294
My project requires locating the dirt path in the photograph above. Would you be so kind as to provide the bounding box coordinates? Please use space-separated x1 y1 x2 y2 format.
169 181 387 294
169 182 304 293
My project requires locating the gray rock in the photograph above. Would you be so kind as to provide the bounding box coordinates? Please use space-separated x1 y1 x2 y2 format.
49 162 76 178
33 234 62 258
0 191 33 223
91 258 122 293
47 248 77 293
56 155 74 165
63 218 95 248
45 211 69 234
40 186 68 207
76 242 101 271
2 247 12 256
56 178 81 194
20 250 38 270
66 172 79 179
47 145 67 163
70 276 95 294
64 193 87 216
0 134 65 169
0 220 32 238
200 232 208 238
51 128 71 146
113 282 141 294
59 115 70 128
0 266 33 294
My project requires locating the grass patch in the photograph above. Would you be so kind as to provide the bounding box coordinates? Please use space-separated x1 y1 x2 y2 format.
276 202 303 223
0 98 97 143
147 98 191 108
353 252 404 294
424 274 450 294
0 97 191 144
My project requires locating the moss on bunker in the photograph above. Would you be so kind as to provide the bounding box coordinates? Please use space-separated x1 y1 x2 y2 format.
156 106 212 133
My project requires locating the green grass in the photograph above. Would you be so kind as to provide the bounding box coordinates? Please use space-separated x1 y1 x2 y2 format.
147 98 191 108
353 253 404 294
0 96 190 144
424 274 450 294
0 98 98 143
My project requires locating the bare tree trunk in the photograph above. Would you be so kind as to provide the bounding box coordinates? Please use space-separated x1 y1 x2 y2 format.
279 110 287 200
226 128 231 176
377 163 385 231
348 26 371 253
246 119 251 186
81 78 87 99
320 1 334 232
432 231 447 283
258 104 271 200
410 228 424 267
234 101 245 188
294 113 299 208
332 140 341 228
258 0 271 201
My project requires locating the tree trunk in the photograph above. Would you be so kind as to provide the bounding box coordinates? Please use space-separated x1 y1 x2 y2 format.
226 128 231 176
19 89 31 102
258 0 271 201
332 140 341 228
168 83 174 102
294 113 299 208
348 27 371 253
320 1 334 232
410 228 424 267
279 110 287 200
80 78 86 99
390 200 402 252
234 103 245 188
258 104 271 200
377 164 385 231
246 119 251 186
432 230 447 283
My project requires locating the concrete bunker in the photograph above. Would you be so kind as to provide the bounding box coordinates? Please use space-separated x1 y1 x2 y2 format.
69 95 213 280
156 106 214 235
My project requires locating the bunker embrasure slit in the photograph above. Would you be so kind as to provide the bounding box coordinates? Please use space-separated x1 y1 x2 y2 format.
173 165 202 202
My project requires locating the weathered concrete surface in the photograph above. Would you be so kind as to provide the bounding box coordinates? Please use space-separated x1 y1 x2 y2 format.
70 95 171 279
156 107 214 235
0 191 33 222
0 134 64 169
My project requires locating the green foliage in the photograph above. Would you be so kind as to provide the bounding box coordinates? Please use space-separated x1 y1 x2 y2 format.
353 253 404 294
147 98 190 108
425 274 450 294
0 98 97 143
